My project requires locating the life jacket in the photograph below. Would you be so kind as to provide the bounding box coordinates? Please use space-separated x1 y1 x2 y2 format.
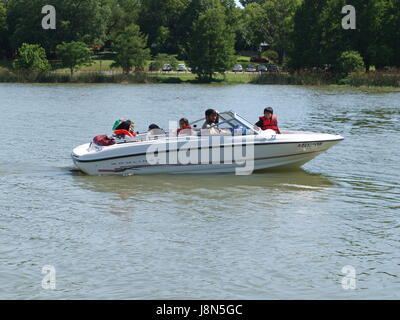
113 129 136 138
177 125 192 134
259 115 280 133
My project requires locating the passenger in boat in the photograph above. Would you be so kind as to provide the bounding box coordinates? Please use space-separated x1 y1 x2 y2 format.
112 118 127 131
177 118 192 134
255 107 281 134
148 124 160 131
202 109 219 129
113 119 136 138
148 123 166 135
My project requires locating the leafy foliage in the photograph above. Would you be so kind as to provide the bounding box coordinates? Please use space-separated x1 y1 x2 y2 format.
186 3 236 81
137 0 190 55
56 41 93 75
0 2 7 57
13 43 50 72
149 54 178 71
1 0 400 75
6 0 110 56
290 0 400 70
337 51 365 74
111 24 151 73
261 50 278 63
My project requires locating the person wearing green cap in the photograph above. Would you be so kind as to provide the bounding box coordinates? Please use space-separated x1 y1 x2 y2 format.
112 118 127 131
113 119 136 138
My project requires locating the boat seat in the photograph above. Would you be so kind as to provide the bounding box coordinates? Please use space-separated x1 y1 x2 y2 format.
178 128 194 136
147 128 166 136
200 128 232 136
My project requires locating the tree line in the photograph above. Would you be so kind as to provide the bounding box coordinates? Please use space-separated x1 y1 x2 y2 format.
0 0 399 80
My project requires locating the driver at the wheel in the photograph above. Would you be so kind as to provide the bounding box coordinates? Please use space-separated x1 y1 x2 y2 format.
202 109 219 129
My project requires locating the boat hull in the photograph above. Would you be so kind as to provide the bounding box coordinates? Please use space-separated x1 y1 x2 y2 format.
72 137 342 175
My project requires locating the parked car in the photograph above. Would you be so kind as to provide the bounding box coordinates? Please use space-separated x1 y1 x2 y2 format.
246 65 257 72
250 57 269 63
232 64 243 72
162 64 172 72
267 64 279 72
177 63 187 72
257 65 267 72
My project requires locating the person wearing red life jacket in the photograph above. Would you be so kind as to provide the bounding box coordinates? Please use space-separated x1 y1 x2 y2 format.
255 107 281 134
113 119 136 138
177 118 192 134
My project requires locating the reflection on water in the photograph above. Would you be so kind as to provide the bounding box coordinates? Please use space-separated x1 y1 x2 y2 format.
1 83 400 299
71 168 335 199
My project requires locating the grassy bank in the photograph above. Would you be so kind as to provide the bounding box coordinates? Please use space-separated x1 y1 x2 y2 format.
251 71 341 85
340 72 400 87
1 66 400 87
0 69 157 83
0 68 257 84
252 70 400 87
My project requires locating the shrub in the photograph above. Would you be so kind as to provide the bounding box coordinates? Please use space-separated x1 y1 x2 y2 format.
13 43 50 75
261 50 279 64
337 51 365 74
149 61 162 71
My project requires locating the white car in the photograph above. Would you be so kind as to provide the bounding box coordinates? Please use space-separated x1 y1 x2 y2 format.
233 64 243 72
177 63 187 72
162 64 172 72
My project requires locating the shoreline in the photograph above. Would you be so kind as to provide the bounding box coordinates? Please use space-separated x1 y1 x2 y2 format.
1 69 400 89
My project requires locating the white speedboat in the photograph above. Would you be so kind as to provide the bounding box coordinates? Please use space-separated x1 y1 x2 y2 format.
71 111 343 175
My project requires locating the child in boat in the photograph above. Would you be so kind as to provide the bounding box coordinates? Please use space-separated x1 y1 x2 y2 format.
255 107 281 134
177 118 192 134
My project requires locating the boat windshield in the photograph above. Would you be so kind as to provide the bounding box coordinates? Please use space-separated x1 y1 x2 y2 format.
190 111 259 134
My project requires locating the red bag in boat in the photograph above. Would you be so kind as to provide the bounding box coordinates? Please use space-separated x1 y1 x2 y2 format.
93 135 115 146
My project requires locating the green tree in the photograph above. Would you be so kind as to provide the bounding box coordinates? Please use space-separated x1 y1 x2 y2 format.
137 0 190 55
239 2 264 50
318 0 387 71
111 24 151 74
378 0 400 67
149 53 178 71
337 50 365 74
237 0 300 60
289 0 328 69
6 0 111 55
13 43 50 72
262 50 278 63
105 0 141 40
258 0 301 65
0 2 7 58
230 6 249 52
290 0 392 71
175 0 237 58
56 41 93 76
186 3 236 81
239 0 262 6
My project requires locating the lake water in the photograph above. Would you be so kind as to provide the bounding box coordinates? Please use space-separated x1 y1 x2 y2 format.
0 83 399 299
